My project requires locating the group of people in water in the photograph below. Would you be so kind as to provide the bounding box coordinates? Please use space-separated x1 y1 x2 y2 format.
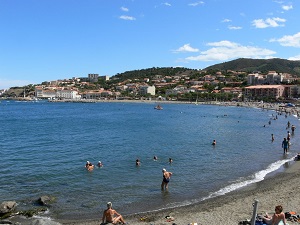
85 160 103 171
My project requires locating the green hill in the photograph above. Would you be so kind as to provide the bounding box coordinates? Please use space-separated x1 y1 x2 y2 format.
204 58 300 75
111 67 199 82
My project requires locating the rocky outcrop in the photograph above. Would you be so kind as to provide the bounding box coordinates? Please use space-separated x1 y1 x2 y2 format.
0 201 16 214
37 196 55 206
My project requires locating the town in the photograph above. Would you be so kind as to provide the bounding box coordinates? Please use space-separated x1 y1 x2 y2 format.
1 67 300 103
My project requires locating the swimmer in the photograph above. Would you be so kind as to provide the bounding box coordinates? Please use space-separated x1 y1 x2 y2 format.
212 140 216 145
136 159 141 166
153 156 158 161
168 158 173 164
271 134 274 142
85 161 94 171
97 161 103 167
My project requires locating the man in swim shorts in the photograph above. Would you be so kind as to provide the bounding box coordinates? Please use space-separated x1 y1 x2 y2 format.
102 202 126 225
282 137 289 154
161 168 172 191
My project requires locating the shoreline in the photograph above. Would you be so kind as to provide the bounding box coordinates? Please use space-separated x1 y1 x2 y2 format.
3 101 300 225
55 158 300 225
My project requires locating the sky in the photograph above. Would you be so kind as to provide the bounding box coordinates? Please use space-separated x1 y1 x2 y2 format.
0 0 300 89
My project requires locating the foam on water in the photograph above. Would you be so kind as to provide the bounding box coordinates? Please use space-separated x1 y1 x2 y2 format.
205 157 294 199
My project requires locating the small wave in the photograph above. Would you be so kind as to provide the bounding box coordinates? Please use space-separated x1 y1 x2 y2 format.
32 214 62 225
204 157 294 200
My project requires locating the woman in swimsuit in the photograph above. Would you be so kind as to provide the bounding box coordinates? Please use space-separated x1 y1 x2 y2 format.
161 168 172 191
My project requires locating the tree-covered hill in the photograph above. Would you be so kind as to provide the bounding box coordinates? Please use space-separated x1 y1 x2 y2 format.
110 67 200 82
204 58 300 75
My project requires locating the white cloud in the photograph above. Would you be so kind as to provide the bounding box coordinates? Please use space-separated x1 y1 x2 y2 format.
282 4 293 10
163 2 171 6
221 19 231 23
185 41 276 62
252 17 286 28
121 7 129 12
288 55 300 61
228 25 242 30
173 44 199 53
188 1 204 6
270 32 300 47
119 15 136 20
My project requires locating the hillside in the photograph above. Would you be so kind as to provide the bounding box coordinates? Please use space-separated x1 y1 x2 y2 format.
204 58 300 75
111 67 199 82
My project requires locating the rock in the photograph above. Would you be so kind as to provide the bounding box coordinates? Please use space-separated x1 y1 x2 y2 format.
0 201 17 214
37 196 55 206
0 220 13 224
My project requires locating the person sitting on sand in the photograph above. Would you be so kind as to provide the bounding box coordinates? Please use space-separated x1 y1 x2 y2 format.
102 202 126 225
161 168 172 191
263 205 287 225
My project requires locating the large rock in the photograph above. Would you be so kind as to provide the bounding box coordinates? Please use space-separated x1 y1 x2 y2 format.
0 201 17 214
37 196 55 206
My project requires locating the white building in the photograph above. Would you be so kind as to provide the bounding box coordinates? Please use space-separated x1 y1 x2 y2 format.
139 85 156 96
56 89 81 99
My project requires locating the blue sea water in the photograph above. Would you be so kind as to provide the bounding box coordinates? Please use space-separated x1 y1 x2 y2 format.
0 101 299 221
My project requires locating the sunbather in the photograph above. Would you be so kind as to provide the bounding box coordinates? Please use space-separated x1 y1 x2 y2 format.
263 205 287 225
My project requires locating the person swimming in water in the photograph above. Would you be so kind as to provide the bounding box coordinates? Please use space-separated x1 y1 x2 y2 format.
161 168 172 191
97 161 103 167
212 140 216 145
136 159 141 166
85 161 94 171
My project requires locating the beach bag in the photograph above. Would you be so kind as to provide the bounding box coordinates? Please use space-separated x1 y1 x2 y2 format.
285 212 291 219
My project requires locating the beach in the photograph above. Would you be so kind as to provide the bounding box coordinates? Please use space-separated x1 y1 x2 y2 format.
55 159 300 225
2 100 300 225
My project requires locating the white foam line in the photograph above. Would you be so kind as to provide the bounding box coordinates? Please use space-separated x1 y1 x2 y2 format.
204 157 294 200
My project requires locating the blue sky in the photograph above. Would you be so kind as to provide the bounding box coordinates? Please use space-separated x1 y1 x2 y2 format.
1 0 300 89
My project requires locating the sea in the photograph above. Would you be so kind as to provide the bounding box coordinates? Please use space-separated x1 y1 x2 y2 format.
0 100 299 223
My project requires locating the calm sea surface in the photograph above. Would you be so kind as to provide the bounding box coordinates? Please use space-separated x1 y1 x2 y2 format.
0 101 299 220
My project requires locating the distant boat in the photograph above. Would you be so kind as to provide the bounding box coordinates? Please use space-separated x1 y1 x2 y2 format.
154 104 163 110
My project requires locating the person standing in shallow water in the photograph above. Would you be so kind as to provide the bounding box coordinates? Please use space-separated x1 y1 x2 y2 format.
161 168 172 191
282 137 289 154
271 134 274 142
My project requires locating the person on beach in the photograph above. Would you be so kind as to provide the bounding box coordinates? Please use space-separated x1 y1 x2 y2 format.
282 138 289 154
263 205 287 225
161 168 172 191
102 202 126 225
